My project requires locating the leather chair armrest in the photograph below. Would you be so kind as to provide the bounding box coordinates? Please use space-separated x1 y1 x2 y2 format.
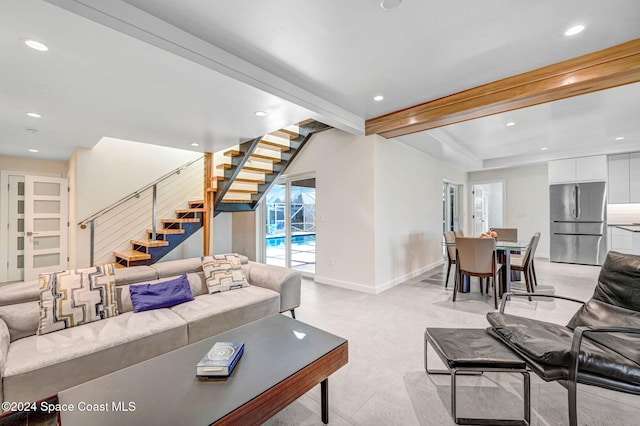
499 292 586 313
569 326 640 383
567 326 640 425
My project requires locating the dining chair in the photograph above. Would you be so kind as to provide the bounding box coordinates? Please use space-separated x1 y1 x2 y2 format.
491 228 517 242
453 229 464 237
453 237 502 309
443 231 457 287
510 232 541 296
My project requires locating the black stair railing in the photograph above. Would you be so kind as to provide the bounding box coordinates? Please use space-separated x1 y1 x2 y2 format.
214 120 331 215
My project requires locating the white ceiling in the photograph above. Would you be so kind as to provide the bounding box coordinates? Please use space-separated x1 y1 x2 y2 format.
2 0 640 169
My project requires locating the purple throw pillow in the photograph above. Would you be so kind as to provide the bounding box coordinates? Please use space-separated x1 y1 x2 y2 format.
129 274 194 313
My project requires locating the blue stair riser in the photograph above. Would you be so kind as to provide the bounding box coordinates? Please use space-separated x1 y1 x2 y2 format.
142 214 203 263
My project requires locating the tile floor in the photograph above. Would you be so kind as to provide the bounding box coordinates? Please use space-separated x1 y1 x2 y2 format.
265 259 640 425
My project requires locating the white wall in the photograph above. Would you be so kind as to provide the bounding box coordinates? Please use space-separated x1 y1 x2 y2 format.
71 138 205 267
231 211 256 260
75 137 202 219
469 164 550 258
0 155 68 177
373 137 467 291
284 129 466 294
285 129 376 292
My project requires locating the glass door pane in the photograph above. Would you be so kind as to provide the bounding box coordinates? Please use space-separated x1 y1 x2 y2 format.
263 176 316 274
265 184 286 267
290 178 316 273
24 175 68 280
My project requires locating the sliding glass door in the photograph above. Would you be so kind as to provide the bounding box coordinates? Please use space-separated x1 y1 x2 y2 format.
264 174 316 274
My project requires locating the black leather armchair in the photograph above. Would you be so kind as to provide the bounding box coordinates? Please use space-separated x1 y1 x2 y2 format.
486 251 640 426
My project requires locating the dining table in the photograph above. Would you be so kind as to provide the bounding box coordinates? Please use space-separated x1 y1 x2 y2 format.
443 239 529 294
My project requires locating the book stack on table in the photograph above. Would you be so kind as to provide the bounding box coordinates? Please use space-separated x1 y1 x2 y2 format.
196 342 244 377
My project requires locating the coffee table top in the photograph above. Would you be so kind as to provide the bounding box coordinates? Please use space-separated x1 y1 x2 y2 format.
59 314 347 425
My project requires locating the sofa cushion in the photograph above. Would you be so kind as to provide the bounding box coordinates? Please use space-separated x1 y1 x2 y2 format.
2 308 188 404
169 286 279 344
0 280 40 306
38 264 118 335
0 301 39 342
202 254 249 294
114 265 157 286
150 257 204 279
487 312 640 385
130 274 194 312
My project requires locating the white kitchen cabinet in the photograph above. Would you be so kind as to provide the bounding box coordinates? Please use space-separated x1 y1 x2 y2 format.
548 158 577 184
607 152 640 203
630 153 640 202
549 155 607 184
576 155 607 182
608 154 630 203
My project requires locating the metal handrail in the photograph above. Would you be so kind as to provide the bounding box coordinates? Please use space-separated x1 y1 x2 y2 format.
78 156 204 228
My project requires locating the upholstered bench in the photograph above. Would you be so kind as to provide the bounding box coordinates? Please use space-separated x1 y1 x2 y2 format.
425 328 530 425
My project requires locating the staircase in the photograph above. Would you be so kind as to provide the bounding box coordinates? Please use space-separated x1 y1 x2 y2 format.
213 119 331 214
112 119 330 267
113 200 205 267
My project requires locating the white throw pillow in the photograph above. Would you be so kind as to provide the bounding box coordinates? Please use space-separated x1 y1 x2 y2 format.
201 254 249 294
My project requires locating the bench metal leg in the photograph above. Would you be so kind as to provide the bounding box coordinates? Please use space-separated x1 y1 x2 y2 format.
425 331 530 425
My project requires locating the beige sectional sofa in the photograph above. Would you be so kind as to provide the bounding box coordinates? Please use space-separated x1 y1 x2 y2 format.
0 255 301 407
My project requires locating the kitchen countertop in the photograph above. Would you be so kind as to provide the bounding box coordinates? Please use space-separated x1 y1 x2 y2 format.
614 225 640 232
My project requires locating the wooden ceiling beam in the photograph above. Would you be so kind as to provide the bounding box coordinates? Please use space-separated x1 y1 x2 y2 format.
366 38 640 139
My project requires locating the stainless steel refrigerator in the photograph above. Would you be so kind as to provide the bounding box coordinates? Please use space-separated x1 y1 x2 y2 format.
550 181 607 265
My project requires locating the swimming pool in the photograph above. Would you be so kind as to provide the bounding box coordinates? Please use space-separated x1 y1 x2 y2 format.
266 234 316 248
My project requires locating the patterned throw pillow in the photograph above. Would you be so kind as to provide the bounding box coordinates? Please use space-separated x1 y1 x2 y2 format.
202 254 249 294
37 264 118 335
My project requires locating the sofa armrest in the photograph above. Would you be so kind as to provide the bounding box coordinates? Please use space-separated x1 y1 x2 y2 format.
499 292 586 313
246 261 301 313
0 318 9 405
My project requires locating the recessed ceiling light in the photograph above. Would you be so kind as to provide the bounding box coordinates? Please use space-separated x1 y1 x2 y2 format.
29 149 39 153
541 147 549 151
191 143 199 147
373 95 384 102
254 111 267 117
565 25 585 36
380 0 402 10
615 136 625 141
506 122 516 127
26 112 42 118
23 39 48 51
25 128 38 134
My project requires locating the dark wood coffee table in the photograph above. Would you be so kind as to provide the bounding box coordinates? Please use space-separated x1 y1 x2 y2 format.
58 315 348 425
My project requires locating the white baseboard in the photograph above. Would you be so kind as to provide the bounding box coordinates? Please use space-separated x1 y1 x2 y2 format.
374 259 445 294
314 258 446 295
313 275 379 294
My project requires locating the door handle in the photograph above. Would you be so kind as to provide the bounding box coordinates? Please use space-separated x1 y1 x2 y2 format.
26 231 39 236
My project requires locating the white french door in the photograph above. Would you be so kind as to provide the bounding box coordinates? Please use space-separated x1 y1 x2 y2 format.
23 175 69 280
262 173 316 275
471 181 505 236
443 182 461 232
